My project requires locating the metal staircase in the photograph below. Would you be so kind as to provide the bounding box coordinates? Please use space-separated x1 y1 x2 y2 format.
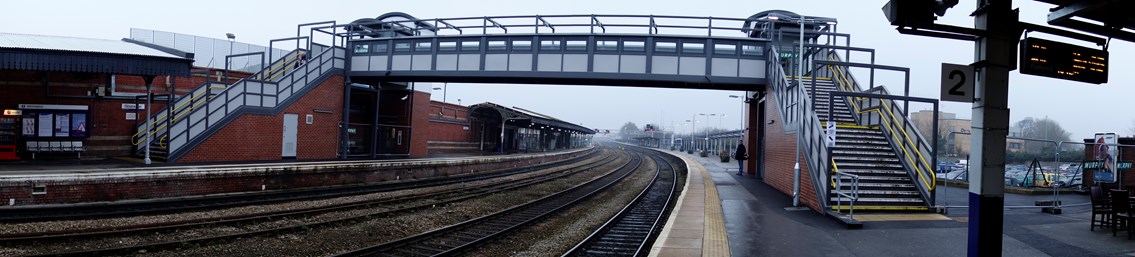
131 45 345 162
805 79 927 210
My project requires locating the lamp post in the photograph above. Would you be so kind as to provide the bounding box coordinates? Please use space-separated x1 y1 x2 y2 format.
225 33 235 82
729 95 745 130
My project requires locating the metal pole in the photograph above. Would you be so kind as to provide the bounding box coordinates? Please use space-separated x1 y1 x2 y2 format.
499 118 507 154
143 76 154 165
793 15 806 207
968 1 1018 255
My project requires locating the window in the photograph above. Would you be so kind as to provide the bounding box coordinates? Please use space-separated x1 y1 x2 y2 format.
354 44 369 53
682 42 704 54
565 40 587 51
373 43 388 53
541 40 561 50
654 42 677 52
596 40 618 51
741 44 764 56
461 41 480 51
487 40 507 51
394 42 411 52
714 43 737 55
1009 142 1022 149
438 41 457 51
414 42 432 52
623 41 645 52
512 40 532 51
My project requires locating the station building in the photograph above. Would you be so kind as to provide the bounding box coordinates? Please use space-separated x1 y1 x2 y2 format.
0 20 593 163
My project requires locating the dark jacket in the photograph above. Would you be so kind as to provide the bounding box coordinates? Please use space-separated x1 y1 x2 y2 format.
735 144 747 161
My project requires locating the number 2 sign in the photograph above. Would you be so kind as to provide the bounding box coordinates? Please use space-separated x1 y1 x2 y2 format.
941 63 975 103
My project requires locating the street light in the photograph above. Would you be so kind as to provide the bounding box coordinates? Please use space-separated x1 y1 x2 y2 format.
225 33 235 82
432 82 448 103
729 95 745 130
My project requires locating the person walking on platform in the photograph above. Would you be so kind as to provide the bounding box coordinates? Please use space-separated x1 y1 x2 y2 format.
734 141 747 175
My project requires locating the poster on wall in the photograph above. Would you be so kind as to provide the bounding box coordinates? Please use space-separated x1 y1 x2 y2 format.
71 113 87 137
22 114 35 136
1093 133 1118 183
55 113 70 137
37 113 52 137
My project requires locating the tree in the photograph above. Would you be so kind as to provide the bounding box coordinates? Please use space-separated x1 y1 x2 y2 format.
1014 117 1072 154
618 122 640 139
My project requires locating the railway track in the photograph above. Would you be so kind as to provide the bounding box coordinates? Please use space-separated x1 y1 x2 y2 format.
563 152 680 256
336 147 669 257
0 149 599 222
10 149 626 256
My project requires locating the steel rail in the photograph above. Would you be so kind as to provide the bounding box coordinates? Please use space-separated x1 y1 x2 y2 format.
0 150 600 222
17 150 627 256
563 151 679 256
336 150 647 256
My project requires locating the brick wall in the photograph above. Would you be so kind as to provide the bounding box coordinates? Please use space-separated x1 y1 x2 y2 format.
408 91 431 158
760 88 821 212
0 70 255 159
176 75 344 162
425 101 480 154
0 148 593 205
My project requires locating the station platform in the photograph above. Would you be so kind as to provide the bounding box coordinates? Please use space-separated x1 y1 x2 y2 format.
652 149 1130 257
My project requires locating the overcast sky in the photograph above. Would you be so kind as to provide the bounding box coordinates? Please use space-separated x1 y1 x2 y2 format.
4 0 1132 139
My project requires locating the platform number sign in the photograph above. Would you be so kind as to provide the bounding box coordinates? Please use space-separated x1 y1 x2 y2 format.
940 63 975 103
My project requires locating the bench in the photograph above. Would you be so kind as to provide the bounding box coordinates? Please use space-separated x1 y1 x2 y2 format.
25 141 85 160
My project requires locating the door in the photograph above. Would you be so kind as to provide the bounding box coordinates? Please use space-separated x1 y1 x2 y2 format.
282 114 298 159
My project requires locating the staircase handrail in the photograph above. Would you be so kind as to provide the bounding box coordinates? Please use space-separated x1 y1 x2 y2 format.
130 49 310 147
825 51 936 195
768 46 832 209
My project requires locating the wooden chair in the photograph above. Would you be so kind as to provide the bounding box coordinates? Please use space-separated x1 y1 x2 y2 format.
1109 189 1133 238
1091 185 1113 231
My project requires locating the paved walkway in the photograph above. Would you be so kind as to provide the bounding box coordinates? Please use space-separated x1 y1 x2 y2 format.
652 149 1134 257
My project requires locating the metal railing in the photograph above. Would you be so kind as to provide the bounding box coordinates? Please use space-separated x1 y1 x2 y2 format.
767 46 832 208
132 49 310 151
164 46 346 160
824 52 937 202
833 171 860 219
328 14 770 39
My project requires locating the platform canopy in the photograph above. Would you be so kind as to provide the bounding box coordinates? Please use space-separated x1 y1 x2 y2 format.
468 102 594 134
0 33 193 77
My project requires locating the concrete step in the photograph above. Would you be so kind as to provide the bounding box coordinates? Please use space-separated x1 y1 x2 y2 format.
832 156 901 163
830 197 925 204
829 190 922 196
834 139 890 145
835 162 905 169
831 150 895 157
834 182 918 189
833 133 886 140
835 169 909 175
831 144 893 151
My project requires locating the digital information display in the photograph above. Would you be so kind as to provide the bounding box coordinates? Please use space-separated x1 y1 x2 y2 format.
1019 37 1108 84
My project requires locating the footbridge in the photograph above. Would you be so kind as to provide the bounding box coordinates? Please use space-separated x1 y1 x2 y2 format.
338 14 769 90
132 10 937 215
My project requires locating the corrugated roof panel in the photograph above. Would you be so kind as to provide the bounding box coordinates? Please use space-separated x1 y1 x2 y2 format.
0 33 185 59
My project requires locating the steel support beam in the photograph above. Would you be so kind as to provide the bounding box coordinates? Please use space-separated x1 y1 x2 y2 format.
969 1 1020 256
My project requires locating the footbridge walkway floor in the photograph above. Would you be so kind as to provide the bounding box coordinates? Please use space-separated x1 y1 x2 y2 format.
654 149 1128 257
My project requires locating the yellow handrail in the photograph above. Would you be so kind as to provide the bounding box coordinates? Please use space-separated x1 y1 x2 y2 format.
130 88 210 145
830 158 840 188
828 64 935 190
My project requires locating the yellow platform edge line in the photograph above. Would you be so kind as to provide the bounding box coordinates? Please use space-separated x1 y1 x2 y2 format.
702 164 730 257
